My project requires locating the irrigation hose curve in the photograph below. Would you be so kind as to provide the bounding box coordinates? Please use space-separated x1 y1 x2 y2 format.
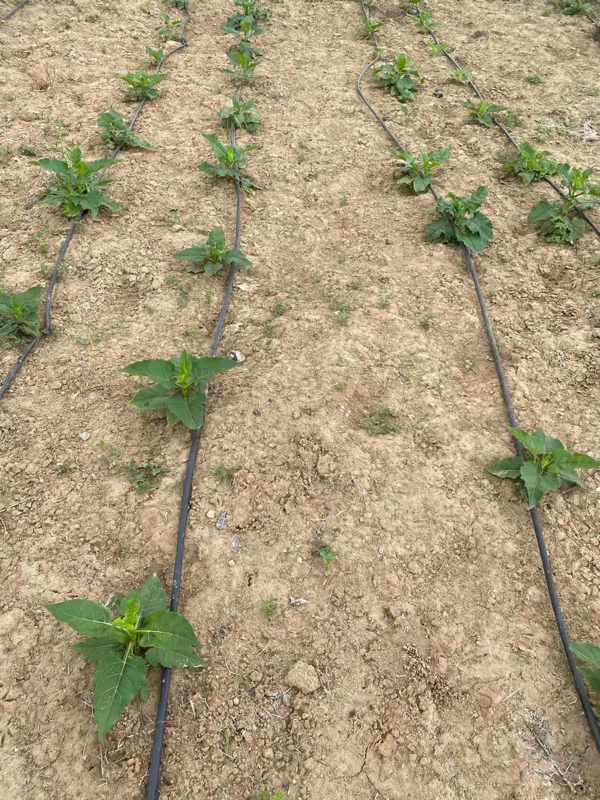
145 78 246 798
0 0 29 22
415 3 600 240
0 10 191 401
358 0 600 753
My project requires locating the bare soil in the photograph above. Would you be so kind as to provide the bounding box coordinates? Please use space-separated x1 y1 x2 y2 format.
1 0 600 798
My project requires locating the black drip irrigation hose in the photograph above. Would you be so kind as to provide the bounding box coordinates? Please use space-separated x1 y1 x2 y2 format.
358 0 600 753
415 3 600 240
145 77 246 798
0 10 191 401
0 0 29 22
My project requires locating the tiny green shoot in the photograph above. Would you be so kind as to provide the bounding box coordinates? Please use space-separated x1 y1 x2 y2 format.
261 598 277 619
449 67 472 84
362 406 400 435
127 448 169 494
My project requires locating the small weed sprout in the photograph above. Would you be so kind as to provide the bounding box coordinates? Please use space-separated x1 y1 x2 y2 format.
122 350 239 429
362 406 400 435
219 98 260 132
426 41 454 56
487 427 599 508
261 598 277 619
363 18 384 38
33 147 120 218
158 13 185 41
273 298 288 316
198 133 259 194
210 462 244 483
173 227 252 276
407 10 440 31
116 70 168 102
499 142 557 185
39 261 68 282
127 448 169 494
0 286 42 342
373 54 425 103
46 574 203 741
528 163 600 244
98 110 151 150
426 185 493 254
449 66 472 84
315 545 338 572
250 791 287 800
145 46 164 65
392 147 450 193
462 100 507 127
561 0 592 15
419 312 438 330
571 643 600 695
526 74 544 85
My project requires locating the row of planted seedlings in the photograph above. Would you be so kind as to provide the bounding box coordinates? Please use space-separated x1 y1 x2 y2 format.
358 0 600 746
404 1 600 246
0 0 191 396
38 3 282 797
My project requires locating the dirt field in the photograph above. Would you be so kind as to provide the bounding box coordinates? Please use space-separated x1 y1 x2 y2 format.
1 0 600 798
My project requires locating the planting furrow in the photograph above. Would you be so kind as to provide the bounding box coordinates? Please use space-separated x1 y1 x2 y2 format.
358 0 600 755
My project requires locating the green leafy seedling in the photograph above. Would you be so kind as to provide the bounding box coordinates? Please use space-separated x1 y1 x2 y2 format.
426 41 454 56
250 791 287 800
526 74 544 85
449 66 472 84
219 97 260 132
499 142 557 185
0 285 42 342
315 545 338 572
158 13 184 41
363 18 384 38
98 110 151 150
229 37 264 61
224 49 259 84
261 598 277 619
528 163 600 244
407 10 440 31
127 448 169 494
116 70 168 102
392 147 450 193
46 574 204 741
561 0 592 15
426 185 493 254
122 350 239 429
34 147 120 218
487 427 599 508
373 54 425 103
173 227 252 276
571 643 600 695
222 0 269 34
362 406 400 435
145 46 164 65
462 100 507 127
198 133 259 194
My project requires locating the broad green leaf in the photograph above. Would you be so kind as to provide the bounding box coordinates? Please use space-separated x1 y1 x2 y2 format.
549 450 600 473
528 199 561 223
413 175 430 193
130 384 172 410
191 355 239 384
46 599 114 637
470 185 488 207
163 391 207 428
121 358 176 388
556 470 585 488
140 609 201 651
579 666 600 696
227 249 253 267
456 228 487 254
173 246 207 262
531 428 564 452
118 573 168 618
487 456 525 479
425 217 453 244
145 646 206 668
508 426 549 456
87 158 115 173
207 227 226 248
15 285 43 306
34 158 70 175
571 642 600 669
93 652 147 740
72 637 120 663
519 462 561 508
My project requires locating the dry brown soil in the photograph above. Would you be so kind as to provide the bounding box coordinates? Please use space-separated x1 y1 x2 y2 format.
1 0 600 798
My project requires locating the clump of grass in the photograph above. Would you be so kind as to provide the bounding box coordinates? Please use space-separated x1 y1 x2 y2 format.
261 598 277 619
362 406 400 435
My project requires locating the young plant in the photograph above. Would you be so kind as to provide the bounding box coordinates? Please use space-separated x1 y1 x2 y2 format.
561 0 592 15
158 13 184 41
198 133 259 194
526 74 544 85
407 10 440 31
571 643 600 695
218 97 260 132
229 37 263 61
122 350 238 429
462 100 507 127
173 227 252 276
426 186 493 254
210 461 244 483
392 146 450 193
362 406 400 435
449 66 472 84
224 49 259 84
315 545 338 572
260 598 277 619
127 448 169 494
145 46 164 65
528 163 600 244
116 70 168 102
499 142 557 185
363 18 384 38
0 285 42 342
250 791 286 800
487 427 599 508
426 41 454 56
98 110 151 150
46 574 203 741
223 0 269 32
373 54 425 103
34 147 120 218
